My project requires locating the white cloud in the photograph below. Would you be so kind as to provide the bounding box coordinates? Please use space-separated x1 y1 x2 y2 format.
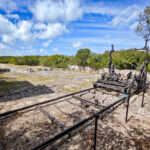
6 14 20 19
0 0 17 13
105 34 110 39
42 40 52 47
0 0 83 50
112 5 140 27
35 23 67 40
0 43 23 56
83 2 121 16
72 41 82 48
0 14 16 35
33 23 47 30
15 20 33 43
2 35 16 45
0 13 34 45
31 0 82 23
52 48 59 52
39 48 49 55
130 22 138 30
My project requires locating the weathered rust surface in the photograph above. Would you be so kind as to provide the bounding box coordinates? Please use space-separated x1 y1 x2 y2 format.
93 82 126 93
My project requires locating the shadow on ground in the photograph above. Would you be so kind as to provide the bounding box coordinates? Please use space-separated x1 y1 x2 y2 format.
0 80 54 102
1 117 150 150
0 118 61 150
0 106 150 150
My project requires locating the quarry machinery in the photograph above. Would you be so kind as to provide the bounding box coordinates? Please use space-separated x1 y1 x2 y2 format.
93 39 149 95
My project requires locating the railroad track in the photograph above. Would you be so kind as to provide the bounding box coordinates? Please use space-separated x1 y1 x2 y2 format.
0 87 95 118
0 82 149 150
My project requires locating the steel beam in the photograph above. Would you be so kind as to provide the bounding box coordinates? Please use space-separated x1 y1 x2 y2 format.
0 87 95 118
31 97 126 150
66 100 93 115
93 113 99 150
125 94 130 123
37 106 66 130
72 96 105 109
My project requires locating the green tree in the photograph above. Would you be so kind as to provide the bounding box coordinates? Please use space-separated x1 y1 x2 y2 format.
87 53 102 69
135 6 150 40
75 49 91 66
44 55 69 68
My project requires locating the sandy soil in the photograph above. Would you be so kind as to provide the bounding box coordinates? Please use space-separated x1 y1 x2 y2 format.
0 64 150 150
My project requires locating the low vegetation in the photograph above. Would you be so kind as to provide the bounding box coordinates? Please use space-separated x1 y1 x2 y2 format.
0 48 149 71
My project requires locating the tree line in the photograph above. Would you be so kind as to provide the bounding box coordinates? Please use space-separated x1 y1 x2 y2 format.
0 48 150 71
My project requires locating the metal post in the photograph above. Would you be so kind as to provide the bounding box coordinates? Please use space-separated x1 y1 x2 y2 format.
125 94 130 123
109 44 115 73
142 39 149 107
93 113 99 150
141 88 145 107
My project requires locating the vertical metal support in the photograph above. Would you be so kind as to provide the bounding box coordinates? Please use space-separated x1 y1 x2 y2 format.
141 88 145 107
93 113 99 150
125 94 130 123
109 44 115 73
142 39 149 107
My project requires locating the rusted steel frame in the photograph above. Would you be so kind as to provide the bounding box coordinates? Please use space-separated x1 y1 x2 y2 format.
93 113 99 150
94 82 126 93
97 80 128 87
141 89 145 107
66 100 94 115
109 44 115 73
0 87 95 118
131 81 150 96
72 96 105 109
0 142 1 150
37 106 66 130
31 97 126 150
21 97 74 116
125 94 130 123
103 99 126 116
142 41 149 107
94 88 122 98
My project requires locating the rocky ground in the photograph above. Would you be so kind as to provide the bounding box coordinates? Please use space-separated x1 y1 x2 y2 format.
0 64 150 150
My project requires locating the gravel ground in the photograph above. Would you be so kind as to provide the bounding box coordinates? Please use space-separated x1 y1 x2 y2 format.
0 64 150 150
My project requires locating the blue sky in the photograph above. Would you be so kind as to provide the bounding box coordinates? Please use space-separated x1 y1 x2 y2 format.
0 0 149 56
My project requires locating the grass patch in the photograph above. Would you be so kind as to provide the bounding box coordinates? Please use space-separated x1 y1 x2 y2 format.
0 80 31 93
78 82 93 88
61 86 80 93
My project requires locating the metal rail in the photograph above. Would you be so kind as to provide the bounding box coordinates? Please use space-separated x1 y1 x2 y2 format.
37 106 66 130
0 142 1 150
31 97 126 150
72 96 105 109
66 100 94 115
1 82 149 149
0 87 95 118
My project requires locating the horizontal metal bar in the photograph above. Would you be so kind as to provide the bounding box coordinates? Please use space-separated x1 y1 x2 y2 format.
97 80 128 87
0 87 95 118
20 98 73 116
37 106 66 130
72 96 105 109
94 82 126 93
0 142 2 150
66 100 93 115
31 97 126 150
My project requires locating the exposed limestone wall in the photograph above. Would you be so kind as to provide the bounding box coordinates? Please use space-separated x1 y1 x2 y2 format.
68 65 141 75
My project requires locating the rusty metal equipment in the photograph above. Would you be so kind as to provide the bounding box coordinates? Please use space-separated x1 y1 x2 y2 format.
93 40 149 123
93 40 149 95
